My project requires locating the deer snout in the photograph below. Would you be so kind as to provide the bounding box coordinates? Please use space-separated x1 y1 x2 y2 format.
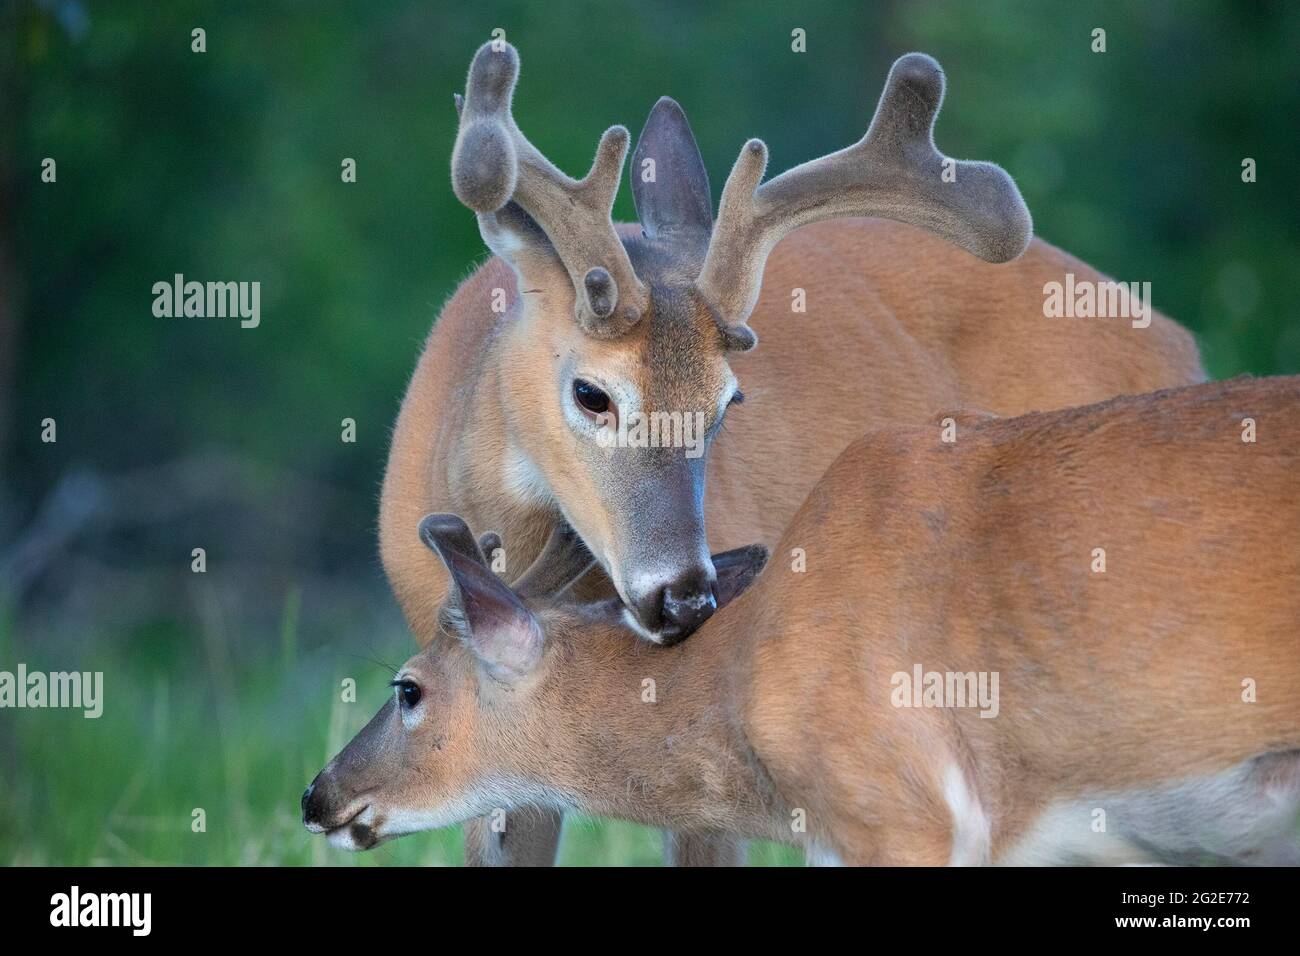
628 564 717 645
302 769 371 840
301 774 333 833
660 578 718 644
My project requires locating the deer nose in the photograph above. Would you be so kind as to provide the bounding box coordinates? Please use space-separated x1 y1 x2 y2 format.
659 577 717 645
302 775 331 830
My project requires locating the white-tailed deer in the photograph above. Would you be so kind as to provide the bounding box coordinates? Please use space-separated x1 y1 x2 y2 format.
378 42 1203 864
308 375 1300 865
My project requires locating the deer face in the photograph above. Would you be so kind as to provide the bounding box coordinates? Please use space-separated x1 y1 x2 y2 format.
452 47 759 642
448 42 1029 641
302 514 769 849
300 644 485 850
501 264 744 643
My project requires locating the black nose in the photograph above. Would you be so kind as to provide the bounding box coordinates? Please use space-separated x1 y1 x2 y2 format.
302 778 324 826
659 578 717 644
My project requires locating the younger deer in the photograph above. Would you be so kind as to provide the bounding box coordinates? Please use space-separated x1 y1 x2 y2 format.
307 375 1300 864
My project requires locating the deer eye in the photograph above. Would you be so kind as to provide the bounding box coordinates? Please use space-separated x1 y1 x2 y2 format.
394 679 422 709
573 379 611 415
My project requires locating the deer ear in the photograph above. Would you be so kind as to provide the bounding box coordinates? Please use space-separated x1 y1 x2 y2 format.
632 97 713 241
711 544 769 609
419 515 544 680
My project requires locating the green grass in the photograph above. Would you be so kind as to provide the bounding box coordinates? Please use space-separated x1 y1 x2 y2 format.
0 597 801 866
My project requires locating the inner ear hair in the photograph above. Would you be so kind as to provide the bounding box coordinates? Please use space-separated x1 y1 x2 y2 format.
511 519 597 600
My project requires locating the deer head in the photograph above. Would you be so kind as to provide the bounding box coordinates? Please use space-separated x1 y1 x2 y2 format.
446 41 1030 642
302 514 770 849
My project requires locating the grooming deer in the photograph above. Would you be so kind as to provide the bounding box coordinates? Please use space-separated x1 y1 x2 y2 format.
308 375 1300 865
378 41 1203 864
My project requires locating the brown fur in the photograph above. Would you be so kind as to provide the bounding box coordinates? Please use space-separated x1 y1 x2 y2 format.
380 218 1204 642
737 374 1300 862
317 377 1299 865
400 42 1203 865
378 217 1202 866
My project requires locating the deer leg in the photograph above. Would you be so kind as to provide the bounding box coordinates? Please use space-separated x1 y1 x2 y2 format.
464 808 565 866
663 829 746 867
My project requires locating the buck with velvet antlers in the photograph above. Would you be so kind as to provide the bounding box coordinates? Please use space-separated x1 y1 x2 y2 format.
377 41 1203 864
310 376 1300 865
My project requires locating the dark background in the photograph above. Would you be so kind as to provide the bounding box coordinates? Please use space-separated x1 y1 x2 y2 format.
1 0 1297 864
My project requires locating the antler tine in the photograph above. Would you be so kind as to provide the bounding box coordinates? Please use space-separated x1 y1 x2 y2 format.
697 53 1033 328
477 530 503 563
451 41 648 335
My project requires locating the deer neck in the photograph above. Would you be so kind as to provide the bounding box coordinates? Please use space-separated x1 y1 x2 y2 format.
511 616 788 842
446 324 560 571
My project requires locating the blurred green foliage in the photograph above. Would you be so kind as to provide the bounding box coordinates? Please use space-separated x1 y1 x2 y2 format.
2 0 1298 865
8 1 1298 509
